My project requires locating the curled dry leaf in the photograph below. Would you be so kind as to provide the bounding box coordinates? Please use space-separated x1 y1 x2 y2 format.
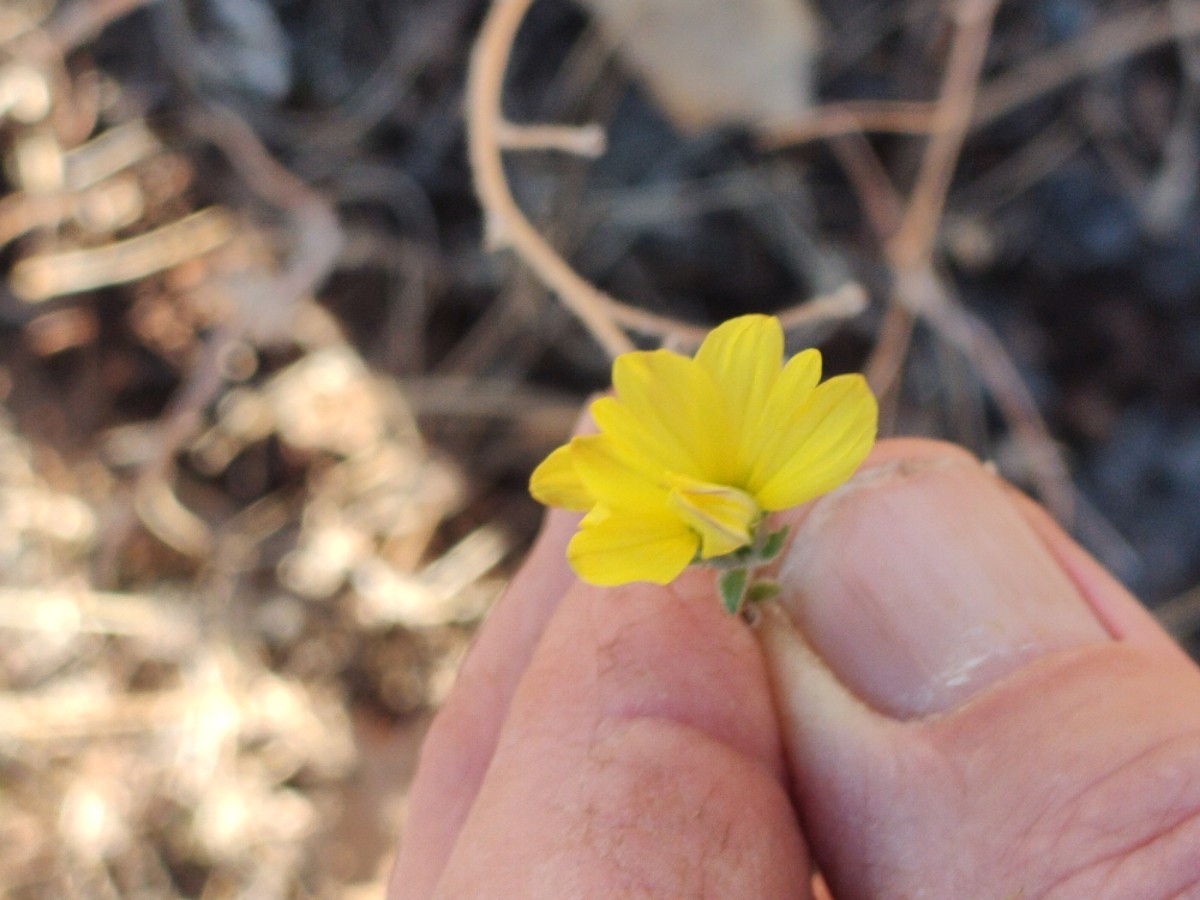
577 0 821 132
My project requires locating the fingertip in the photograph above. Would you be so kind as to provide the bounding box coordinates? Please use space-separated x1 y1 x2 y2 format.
754 438 1200 900
776 450 1107 719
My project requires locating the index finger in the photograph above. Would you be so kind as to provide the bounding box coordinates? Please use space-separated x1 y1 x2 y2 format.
391 438 583 895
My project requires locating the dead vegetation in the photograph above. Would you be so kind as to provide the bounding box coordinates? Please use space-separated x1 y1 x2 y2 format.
1 0 1198 896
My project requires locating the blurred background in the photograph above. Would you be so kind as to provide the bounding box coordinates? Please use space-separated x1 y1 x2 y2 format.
1 0 1198 895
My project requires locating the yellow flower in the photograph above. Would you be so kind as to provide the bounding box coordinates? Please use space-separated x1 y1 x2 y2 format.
530 314 878 586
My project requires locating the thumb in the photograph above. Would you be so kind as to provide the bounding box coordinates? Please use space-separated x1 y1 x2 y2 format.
755 440 1200 898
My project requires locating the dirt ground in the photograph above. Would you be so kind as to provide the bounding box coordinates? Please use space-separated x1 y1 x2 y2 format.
1 0 1198 896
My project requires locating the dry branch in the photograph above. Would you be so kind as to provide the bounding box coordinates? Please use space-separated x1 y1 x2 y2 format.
887 0 998 268
812 0 1077 518
466 0 867 356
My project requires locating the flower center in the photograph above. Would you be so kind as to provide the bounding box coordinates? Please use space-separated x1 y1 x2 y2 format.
666 476 760 558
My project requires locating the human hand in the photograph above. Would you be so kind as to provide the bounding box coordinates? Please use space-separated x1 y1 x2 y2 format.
391 438 1200 897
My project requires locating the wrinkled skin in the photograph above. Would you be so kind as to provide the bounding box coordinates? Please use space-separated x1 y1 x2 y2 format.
391 439 1200 898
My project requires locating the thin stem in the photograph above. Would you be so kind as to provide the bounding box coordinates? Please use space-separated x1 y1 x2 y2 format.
887 0 1000 269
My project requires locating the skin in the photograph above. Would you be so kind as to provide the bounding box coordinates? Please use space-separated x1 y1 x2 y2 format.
391 438 1200 898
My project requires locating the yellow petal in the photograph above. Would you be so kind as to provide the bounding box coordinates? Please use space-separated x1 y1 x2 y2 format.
568 506 698 585
751 374 878 510
666 477 760 558
694 315 783 435
742 347 822 478
610 350 729 481
570 434 670 512
590 395 694 476
529 445 593 511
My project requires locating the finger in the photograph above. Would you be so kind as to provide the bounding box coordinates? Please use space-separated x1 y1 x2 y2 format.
755 439 1200 898
779 447 1108 719
392 409 592 897
429 568 810 897
392 509 577 896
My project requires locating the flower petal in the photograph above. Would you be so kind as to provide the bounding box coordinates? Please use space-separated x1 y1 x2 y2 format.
568 506 698 585
750 374 878 510
529 445 593 511
666 477 759 558
694 314 783 432
570 434 670 512
590 395 693 476
742 347 822 477
610 350 729 481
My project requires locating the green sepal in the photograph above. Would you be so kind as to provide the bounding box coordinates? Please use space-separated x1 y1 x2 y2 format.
757 527 789 562
717 568 748 614
745 580 781 604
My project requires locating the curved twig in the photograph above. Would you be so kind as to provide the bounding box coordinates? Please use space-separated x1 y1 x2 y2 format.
466 0 866 356
467 0 632 356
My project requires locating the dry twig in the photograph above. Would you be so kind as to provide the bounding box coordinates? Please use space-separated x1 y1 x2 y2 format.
466 0 867 356
887 0 998 268
814 0 1076 518
886 0 1074 517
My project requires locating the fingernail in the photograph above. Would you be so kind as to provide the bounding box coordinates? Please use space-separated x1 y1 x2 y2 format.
778 456 1109 719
